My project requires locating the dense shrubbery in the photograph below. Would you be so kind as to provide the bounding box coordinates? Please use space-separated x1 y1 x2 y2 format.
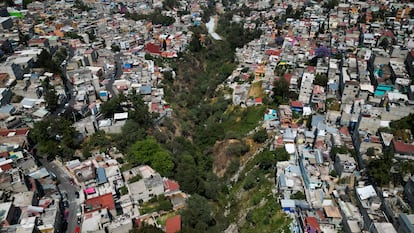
125 11 175 26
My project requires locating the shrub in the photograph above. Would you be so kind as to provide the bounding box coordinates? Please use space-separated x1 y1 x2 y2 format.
253 128 268 143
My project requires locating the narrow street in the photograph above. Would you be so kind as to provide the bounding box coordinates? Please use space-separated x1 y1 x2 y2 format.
40 159 80 233
104 52 123 98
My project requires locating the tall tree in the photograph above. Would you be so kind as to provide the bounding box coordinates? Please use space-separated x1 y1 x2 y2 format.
127 138 174 177
379 38 389 50
189 32 202 53
182 194 215 231
314 73 329 86
128 89 153 127
163 0 179 10
272 77 289 105
30 117 79 159
44 86 59 112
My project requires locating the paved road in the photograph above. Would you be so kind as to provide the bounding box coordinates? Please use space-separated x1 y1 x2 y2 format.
40 159 80 233
104 52 123 98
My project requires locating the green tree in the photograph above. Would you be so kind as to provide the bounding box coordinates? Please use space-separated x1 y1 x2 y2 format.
163 0 179 10
331 146 349 159
390 114 414 136
323 0 339 10
400 161 414 175
253 128 268 143
44 85 59 112
127 138 174 177
174 153 201 194
87 130 111 148
291 191 306 199
314 73 328 86
125 11 175 26
285 5 293 18
35 49 60 73
128 174 142 183
129 224 164 233
120 186 129 195
115 120 147 151
182 194 215 231
189 32 202 53
30 117 79 159
368 152 393 186
3 0 14 7
272 77 289 105
274 147 290 162
243 173 257 190
379 38 389 50
157 195 173 211
99 95 124 118
256 150 275 170
163 70 174 83
74 0 91 11
128 89 153 128
366 147 376 157
53 47 67 65
111 44 120 52
65 32 82 40
225 140 250 156
22 0 32 8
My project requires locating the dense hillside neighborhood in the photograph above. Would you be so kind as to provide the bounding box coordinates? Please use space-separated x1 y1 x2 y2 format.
0 0 413 232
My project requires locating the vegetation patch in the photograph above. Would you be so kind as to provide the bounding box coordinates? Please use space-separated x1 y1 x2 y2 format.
248 81 264 98
214 148 291 232
221 106 266 138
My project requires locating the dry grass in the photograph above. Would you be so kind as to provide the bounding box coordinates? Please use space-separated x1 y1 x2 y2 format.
248 81 264 98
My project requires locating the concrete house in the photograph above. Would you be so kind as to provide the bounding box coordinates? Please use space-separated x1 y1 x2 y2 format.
129 173 164 202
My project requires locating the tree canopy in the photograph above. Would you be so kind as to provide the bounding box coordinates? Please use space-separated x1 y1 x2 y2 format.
30 117 79 160
253 128 268 143
314 73 329 87
181 194 216 232
272 77 289 105
125 11 175 26
129 225 163 233
127 138 174 177
35 49 61 74
42 80 59 112
368 152 392 186
163 0 179 10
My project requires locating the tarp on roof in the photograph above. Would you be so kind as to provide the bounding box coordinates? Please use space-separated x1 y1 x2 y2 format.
139 85 152 95
285 144 295 154
27 205 44 213
114 112 128 121
96 167 108 184
84 187 95 194
281 199 295 208
0 105 16 114
32 108 49 118
356 185 377 200
279 173 286 187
